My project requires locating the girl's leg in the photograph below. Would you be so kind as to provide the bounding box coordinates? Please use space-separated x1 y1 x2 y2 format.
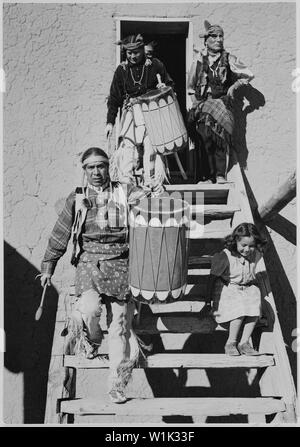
227 317 244 344
238 316 260 355
225 317 244 356
239 316 259 344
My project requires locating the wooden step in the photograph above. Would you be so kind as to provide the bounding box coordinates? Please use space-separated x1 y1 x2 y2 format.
165 184 234 191
60 397 285 417
188 225 229 240
149 299 207 314
165 184 232 205
64 353 275 369
189 255 213 268
134 314 219 334
191 204 240 217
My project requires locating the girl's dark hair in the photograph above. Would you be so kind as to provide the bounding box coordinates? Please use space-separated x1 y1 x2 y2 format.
81 147 109 165
224 222 267 253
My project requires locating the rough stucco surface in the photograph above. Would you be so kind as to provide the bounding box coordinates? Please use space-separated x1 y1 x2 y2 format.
3 3 296 423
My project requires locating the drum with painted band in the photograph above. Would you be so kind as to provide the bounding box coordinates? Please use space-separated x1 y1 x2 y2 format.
129 197 190 304
134 86 188 155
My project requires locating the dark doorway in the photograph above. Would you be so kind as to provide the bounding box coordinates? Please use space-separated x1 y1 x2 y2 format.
120 21 190 175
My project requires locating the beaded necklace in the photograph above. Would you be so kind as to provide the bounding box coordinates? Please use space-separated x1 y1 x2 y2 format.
130 64 146 85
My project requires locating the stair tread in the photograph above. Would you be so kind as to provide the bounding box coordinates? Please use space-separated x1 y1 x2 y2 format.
188 227 229 239
134 314 219 334
64 353 275 369
60 397 285 416
189 255 213 266
191 204 240 214
149 300 207 313
165 184 234 191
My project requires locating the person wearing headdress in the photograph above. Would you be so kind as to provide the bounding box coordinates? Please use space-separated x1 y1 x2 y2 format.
105 34 174 188
40 147 161 404
187 21 254 183
145 40 157 61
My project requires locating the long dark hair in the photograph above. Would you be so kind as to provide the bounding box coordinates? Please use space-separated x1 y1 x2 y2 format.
224 222 267 254
81 147 109 165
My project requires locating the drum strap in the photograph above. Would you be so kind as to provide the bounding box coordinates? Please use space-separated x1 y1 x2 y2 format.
112 183 129 243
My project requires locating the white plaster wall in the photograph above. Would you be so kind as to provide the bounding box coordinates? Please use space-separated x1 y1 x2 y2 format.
3 2 296 423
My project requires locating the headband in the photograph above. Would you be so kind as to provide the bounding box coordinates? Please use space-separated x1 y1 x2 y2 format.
82 155 109 168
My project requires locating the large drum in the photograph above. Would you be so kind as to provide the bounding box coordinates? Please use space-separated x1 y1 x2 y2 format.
129 197 190 304
134 86 188 155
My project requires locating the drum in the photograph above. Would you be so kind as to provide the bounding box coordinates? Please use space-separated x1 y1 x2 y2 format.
136 86 188 155
129 197 190 304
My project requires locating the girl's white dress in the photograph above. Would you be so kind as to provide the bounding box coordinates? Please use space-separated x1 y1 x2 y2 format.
211 248 262 324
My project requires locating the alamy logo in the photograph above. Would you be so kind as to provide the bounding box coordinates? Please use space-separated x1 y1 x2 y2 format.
100 188 204 229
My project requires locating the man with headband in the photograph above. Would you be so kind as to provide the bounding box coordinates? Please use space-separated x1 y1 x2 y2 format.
40 147 156 404
105 34 174 188
187 21 254 183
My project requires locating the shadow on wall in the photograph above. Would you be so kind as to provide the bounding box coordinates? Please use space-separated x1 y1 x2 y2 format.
232 84 266 169
4 241 59 423
241 173 297 386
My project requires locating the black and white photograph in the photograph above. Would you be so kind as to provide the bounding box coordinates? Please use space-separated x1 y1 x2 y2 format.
1 0 298 429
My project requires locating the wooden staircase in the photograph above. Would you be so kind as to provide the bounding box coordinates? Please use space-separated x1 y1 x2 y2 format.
44 157 297 424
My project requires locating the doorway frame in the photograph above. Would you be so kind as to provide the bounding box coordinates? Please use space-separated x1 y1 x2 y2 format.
115 17 194 176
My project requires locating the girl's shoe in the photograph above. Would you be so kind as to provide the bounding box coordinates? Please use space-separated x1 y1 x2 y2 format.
108 389 127 404
238 342 260 356
198 179 213 184
216 176 226 184
224 342 240 356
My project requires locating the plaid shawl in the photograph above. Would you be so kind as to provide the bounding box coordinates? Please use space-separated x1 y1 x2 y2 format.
199 97 234 136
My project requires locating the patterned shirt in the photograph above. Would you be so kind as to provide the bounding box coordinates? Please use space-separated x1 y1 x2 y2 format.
210 248 262 286
41 182 148 275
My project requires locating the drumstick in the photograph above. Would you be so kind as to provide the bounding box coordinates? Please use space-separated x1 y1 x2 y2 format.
156 74 162 85
35 284 47 321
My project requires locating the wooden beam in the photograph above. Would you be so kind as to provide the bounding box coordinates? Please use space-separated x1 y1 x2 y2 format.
263 214 296 246
192 204 240 217
60 397 285 416
64 353 275 369
258 171 296 222
188 255 213 267
150 300 207 313
165 184 232 191
188 228 228 239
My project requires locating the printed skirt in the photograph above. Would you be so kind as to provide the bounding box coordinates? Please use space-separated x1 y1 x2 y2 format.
212 279 261 324
75 251 130 301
